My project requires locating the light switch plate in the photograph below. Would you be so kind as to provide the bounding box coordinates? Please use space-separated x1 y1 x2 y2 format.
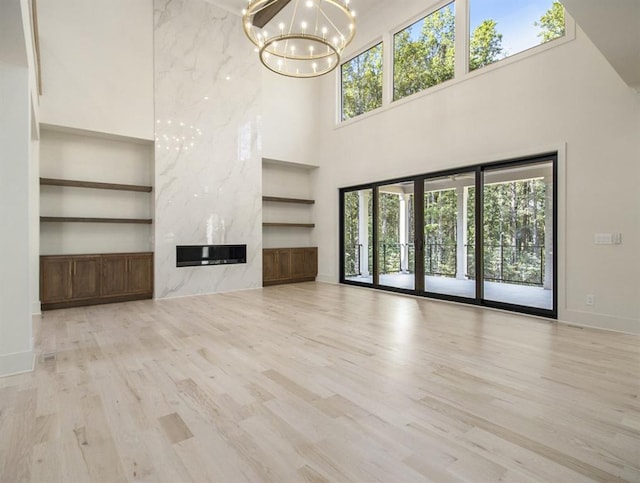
594 233 613 245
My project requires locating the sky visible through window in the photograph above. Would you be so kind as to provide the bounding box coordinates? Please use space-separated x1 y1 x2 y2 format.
470 0 559 57
405 3 455 42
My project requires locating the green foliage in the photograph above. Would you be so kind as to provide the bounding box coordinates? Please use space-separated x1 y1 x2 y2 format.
424 189 458 276
344 178 548 285
535 1 565 43
393 5 455 101
469 19 504 71
341 43 383 121
341 1 564 116
470 179 547 284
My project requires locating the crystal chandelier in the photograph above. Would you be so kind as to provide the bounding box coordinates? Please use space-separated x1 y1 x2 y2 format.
242 0 356 78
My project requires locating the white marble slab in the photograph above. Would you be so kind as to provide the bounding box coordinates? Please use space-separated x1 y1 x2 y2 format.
154 0 262 298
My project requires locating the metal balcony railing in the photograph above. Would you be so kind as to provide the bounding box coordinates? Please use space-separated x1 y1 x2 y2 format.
346 242 545 286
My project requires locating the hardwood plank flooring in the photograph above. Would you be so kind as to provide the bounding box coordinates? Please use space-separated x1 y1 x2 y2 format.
1 282 639 482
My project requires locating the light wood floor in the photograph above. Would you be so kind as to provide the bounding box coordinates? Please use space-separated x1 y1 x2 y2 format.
1 282 639 482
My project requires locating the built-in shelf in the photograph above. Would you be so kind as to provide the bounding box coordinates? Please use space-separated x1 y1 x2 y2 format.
263 222 315 228
40 177 153 193
41 217 152 224
262 157 318 170
262 196 314 205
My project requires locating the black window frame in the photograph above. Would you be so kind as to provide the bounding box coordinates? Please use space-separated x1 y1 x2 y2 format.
339 153 558 319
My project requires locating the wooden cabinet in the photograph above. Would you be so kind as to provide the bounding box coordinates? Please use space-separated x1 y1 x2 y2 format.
40 257 73 303
101 255 128 296
71 256 102 299
263 247 317 286
40 255 101 302
127 254 154 294
264 249 294 283
41 252 153 310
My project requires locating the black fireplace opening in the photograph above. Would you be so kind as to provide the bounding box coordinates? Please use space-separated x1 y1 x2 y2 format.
176 244 247 267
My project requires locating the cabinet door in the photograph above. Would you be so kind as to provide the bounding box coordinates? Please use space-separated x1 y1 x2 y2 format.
303 247 318 279
263 249 280 283
275 249 291 280
101 255 127 296
290 249 306 279
127 254 153 294
71 256 101 299
41 257 72 303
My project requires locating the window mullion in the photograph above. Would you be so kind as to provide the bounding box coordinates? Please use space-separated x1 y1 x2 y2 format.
454 0 469 79
382 30 393 107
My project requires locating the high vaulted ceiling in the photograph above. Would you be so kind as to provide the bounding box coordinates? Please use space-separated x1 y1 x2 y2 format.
208 0 640 92
204 0 385 17
562 0 640 91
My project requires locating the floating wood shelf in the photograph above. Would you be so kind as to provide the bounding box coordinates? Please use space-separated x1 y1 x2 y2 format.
41 217 152 224
40 178 153 193
262 196 315 204
262 223 315 228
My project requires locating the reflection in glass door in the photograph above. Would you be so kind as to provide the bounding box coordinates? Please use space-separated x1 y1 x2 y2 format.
378 181 415 290
343 188 373 284
423 173 476 298
482 160 554 310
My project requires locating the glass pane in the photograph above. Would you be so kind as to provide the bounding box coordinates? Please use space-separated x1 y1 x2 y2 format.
393 2 455 101
343 189 373 284
469 0 565 71
341 43 383 121
424 173 475 298
378 181 415 290
483 161 553 310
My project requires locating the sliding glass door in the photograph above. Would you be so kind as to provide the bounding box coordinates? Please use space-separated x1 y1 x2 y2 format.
423 173 476 299
378 181 415 290
340 154 557 318
482 160 555 311
342 188 373 284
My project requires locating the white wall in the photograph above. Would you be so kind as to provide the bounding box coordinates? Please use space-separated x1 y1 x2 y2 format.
37 0 154 140
39 128 154 255
313 3 640 333
262 69 322 165
154 0 262 298
30 121 40 314
0 0 36 376
263 161 317 249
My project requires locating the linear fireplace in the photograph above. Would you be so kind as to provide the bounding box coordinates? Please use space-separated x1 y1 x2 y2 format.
176 244 247 267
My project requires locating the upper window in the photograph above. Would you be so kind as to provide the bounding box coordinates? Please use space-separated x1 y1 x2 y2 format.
394 2 456 101
341 43 383 121
469 0 565 71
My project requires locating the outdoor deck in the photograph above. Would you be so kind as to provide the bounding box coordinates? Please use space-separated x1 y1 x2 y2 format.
346 273 552 310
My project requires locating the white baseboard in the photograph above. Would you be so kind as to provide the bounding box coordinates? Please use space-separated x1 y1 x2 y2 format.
316 274 337 284
559 309 640 335
32 300 41 316
0 350 35 378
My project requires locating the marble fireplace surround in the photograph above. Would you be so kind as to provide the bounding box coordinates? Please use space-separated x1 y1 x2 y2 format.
154 0 262 299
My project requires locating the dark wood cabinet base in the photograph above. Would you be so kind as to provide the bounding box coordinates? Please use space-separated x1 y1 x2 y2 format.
41 252 153 310
263 247 317 286
41 293 152 311
263 276 316 287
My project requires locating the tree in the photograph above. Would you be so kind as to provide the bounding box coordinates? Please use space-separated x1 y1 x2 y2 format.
536 1 565 43
341 44 383 120
394 5 455 100
469 19 504 71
